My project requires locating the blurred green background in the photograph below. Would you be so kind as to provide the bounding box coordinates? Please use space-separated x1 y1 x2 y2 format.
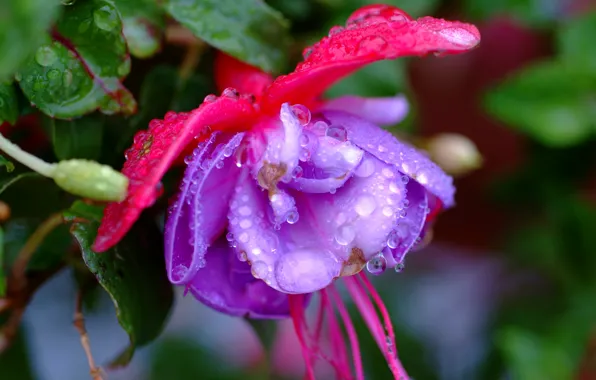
1 0 596 379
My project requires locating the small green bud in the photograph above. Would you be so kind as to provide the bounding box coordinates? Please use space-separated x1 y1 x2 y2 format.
53 159 128 202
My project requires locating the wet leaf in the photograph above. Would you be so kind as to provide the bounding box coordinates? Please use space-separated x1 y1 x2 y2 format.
0 155 15 173
558 12 596 73
485 61 596 147
0 83 19 125
63 200 104 223
17 0 136 119
50 114 104 160
115 0 165 58
0 0 60 78
70 216 173 367
164 0 290 73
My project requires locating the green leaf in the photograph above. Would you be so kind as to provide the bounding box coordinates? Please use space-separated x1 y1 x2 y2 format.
462 0 560 25
0 0 61 78
114 0 165 58
16 0 136 119
63 200 104 222
70 217 174 367
50 114 104 160
0 155 15 173
164 0 290 73
558 12 596 72
485 61 596 147
325 59 407 98
497 328 574 380
0 83 19 125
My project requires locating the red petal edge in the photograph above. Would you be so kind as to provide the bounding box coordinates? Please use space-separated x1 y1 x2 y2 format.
93 94 259 252
215 52 274 100
261 5 480 112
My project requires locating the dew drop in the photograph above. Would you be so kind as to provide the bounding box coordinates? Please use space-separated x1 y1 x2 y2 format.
354 157 375 177
117 59 131 77
204 94 217 103
238 232 249 243
357 35 388 55
366 254 387 275
335 223 356 246
291 104 311 125
222 87 239 99
226 232 234 242
215 160 224 169
292 165 303 178
35 46 57 67
93 5 118 31
382 206 394 217
62 70 73 87
46 69 61 80
239 219 252 229
238 205 252 216
299 134 309 147
286 210 299 224
328 25 345 36
251 261 269 279
394 262 405 273
355 195 376 217
299 148 311 162
326 125 347 141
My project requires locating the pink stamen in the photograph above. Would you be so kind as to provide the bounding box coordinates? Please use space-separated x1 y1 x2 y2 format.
358 273 408 379
321 288 352 379
328 286 365 380
344 277 385 348
289 294 316 379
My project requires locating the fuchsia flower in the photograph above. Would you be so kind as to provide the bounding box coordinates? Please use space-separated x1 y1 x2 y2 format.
93 5 480 379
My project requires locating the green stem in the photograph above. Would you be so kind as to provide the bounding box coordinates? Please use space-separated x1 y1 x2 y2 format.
0 133 56 177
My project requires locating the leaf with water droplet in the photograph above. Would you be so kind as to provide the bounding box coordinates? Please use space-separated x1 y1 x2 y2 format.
70 215 174 368
0 82 19 125
0 0 60 78
164 0 290 73
113 0 165 59
485 61 596 147
49 113 105 160
16 0 136 119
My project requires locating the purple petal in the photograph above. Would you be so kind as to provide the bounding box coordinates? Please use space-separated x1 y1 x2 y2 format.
165 132 245 285
318 111 455 207
288 135 364 194
385 179 428 264
322 95 409 126
228 172 342 294
188 237 293 319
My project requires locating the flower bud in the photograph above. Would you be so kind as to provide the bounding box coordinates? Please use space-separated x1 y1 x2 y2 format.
426 133 482 177
53 159 128 202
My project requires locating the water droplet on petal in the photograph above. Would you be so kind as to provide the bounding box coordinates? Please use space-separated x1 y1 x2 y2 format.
354 157 375 177
326 125 347 141
251 261 269 279
335 223 356 246
291 104 311 125
366 254 387 275
222 87 239 99
355 195 376 217
438 27 479 48
204 94 217 103
299 134 309 147
286 210 299 224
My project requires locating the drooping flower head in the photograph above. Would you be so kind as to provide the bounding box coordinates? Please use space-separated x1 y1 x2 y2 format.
93 5 480 379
